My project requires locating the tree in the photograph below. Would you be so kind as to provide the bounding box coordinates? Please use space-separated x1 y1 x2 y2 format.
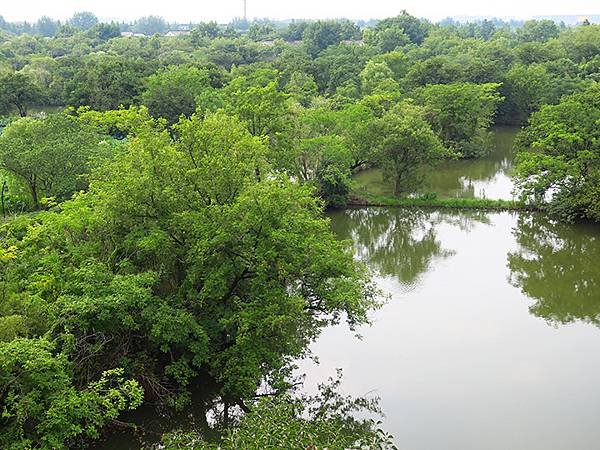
360 60 399 95
312 44 372 95
142 66 213 123
514 84 600 221
497 64 554 124
160 372 395 449
65 55 146 110
191 21 222 41
133 16 167 36
68 12 98 31
0 112 379 450
292 135 353 207
371 11 431 45
517 20 560 43
418 82 503 158
0 72 44 117
0 339 143 450
376 103 446 195
225 74 291 138
89 23 121 42
35 16 60 37
364 26 410 53
302 20 360 57
0 114 110 208
285 71 318 107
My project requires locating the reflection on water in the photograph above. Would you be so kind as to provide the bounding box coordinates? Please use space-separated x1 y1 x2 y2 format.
354 126 519 200
423 127 518 199
301 208 600 450
330 208 454 291
92 383 222 449
508 214 600 327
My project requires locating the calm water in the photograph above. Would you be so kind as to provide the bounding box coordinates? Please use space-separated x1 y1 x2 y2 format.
299 208 600 450
354 127 519 200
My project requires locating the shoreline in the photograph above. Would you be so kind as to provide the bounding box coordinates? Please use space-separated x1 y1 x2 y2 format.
347 193 535 211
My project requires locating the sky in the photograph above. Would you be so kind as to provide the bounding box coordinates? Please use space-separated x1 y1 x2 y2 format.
0 0 598 23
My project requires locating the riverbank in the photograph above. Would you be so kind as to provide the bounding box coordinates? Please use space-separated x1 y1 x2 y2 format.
348 193 535 211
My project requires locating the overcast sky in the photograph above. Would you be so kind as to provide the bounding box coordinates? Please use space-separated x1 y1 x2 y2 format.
1 0 598 23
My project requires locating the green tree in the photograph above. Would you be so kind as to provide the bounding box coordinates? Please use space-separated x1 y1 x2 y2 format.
160 372 395 449
65 55 146 110
226 74 291 138
0 339 143 450
285 71 318 107
133 15 167 35
68 12 98 31
0 114 110 208
0 111 379 450
517 20 560 43
418 82 503 158
292 135 353 207
371 11 431 45
360 60 400 95
376 103 446 195
497 64 553 124
89 22 121 42
514 84 600 221
0 72 44 117
35 16 60 37
142 66 214 123
302 20 360 57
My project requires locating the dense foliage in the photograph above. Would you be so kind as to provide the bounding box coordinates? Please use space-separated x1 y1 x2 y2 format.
2 12 597 209
0 109 379 448
1 9 600 448
515 83 600 221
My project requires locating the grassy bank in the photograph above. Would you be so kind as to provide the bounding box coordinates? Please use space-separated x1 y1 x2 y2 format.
348 192 534 211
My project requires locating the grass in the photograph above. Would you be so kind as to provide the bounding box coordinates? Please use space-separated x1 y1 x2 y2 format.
348 192 534 211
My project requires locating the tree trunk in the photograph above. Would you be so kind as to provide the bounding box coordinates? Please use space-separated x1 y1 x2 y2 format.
1 180 6 218
395 174 403 196
30 183 39 210
16 103 27 117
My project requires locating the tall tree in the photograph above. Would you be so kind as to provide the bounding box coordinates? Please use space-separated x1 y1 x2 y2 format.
376 103 446 195
0 114 110 208
0 73 44 117
142 66 214 123
68 11 98 31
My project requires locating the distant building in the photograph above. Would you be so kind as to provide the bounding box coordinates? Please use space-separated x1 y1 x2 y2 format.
120 31 146 37
165 24 192 37
164 30 190 37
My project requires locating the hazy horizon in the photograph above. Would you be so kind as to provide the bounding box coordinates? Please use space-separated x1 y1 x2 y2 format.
1 0 599 24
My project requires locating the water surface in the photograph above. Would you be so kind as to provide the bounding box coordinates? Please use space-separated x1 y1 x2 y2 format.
354 127 519 200
300 208 600 450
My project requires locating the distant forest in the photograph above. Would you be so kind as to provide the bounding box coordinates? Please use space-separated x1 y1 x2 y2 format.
0 11 598 38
